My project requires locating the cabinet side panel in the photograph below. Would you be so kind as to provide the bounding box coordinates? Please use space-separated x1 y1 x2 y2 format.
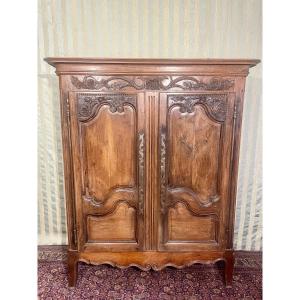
58 76 77 249
227 78 247 249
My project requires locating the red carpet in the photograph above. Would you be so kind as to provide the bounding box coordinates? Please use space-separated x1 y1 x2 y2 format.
38 246 262 299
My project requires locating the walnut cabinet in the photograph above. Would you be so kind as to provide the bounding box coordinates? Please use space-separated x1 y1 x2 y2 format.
45 58 259 286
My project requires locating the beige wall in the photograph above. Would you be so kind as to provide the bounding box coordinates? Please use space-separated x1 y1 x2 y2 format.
38 0 262 250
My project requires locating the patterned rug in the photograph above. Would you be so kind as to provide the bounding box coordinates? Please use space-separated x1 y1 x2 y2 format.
38 246 262 299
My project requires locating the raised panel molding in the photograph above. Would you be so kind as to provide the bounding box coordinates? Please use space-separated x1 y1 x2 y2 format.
82 187 137 215
167 188 219 212
71 75 234 91
77 93 137 121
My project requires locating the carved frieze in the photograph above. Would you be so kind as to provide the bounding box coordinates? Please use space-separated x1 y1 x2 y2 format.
77 94 136 121
168 94 227 122
71 75 234 91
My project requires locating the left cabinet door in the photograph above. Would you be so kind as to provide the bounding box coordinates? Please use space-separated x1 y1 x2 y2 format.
68 92 146 252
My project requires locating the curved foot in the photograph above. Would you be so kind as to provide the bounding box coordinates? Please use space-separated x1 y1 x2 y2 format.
224 250 234 286
68 251 78 287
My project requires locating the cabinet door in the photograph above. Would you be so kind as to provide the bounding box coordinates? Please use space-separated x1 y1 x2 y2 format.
69 92 146 251
158 92 235 251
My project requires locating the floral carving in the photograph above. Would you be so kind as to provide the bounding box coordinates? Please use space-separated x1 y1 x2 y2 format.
168 94 227 122
77 94 136 121
71 75 234 91
144 77 162 90
169 96 199 113
178 77 234 90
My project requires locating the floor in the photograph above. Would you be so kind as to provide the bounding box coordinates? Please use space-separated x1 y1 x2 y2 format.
38 246 262 300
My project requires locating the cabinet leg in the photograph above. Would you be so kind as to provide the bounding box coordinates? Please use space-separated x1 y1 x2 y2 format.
224 250 234 286
68 252 78 287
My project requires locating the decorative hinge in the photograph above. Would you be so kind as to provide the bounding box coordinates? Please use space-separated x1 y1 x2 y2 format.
160 127 167 214
233 104 238 120
73 227 77 246
138 131 145 215
66 97 70 119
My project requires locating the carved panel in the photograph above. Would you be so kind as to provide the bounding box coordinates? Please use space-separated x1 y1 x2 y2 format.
79 93 137 203
77 94 137 121
71 75 234 91
167 104 222 206
168 94 227 122
159 94 229 251
159 94 228 222
160 126 220 214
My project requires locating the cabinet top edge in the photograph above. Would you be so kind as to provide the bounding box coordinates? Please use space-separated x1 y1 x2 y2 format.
44 57 260 68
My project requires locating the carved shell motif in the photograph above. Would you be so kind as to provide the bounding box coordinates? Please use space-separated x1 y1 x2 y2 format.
71 75 234 91
77 94 136 121
168 94 227 122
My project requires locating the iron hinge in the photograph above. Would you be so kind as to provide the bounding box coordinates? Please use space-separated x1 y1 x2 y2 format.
73 227 77 246
66 97 70 119
233 104 238 120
